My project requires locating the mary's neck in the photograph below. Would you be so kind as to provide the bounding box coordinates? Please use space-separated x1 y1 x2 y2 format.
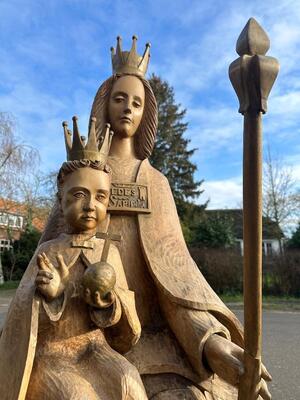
109 136 136 159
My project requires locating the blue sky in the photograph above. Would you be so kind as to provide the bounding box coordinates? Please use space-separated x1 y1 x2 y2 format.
0 0 300 211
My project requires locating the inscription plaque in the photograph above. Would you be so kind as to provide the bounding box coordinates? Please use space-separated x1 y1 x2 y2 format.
108 182 151 214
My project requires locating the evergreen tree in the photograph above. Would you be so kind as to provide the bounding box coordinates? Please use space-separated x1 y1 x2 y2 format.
192 212 236 249
288 222 300 248
149 74 206 218
2 226 41 281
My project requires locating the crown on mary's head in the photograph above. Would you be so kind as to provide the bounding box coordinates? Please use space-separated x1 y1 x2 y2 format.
62 116 113 163
111 35 150 77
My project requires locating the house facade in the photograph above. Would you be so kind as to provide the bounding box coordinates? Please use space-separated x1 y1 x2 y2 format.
235 237 282 256
0 199 45 253
206 209 284 256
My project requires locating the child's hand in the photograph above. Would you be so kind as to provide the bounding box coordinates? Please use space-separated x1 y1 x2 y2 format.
83 287 116 309
81 261 116 308
36 253 69 301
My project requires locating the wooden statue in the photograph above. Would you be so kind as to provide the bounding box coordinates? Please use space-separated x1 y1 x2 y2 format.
0 20 275 400
0 122 147 399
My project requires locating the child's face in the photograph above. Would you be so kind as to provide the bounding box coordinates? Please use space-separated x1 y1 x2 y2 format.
60 167 110 234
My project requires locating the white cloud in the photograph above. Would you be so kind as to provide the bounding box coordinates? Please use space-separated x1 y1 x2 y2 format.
186 105 243 159
201 176 242 209
270 91 300 118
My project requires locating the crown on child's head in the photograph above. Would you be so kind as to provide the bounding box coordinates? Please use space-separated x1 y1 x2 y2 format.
111 35 150 77
62 116 113 163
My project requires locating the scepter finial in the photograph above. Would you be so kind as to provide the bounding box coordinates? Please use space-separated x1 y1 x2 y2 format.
236 18 270 56
229 17 279 114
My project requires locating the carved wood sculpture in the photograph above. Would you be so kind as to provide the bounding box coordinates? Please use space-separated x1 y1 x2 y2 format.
0 20 276 400
0 121 146 400
229 18 279 400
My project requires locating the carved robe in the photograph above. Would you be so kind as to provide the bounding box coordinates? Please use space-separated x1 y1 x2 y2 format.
0 234 146 400
37 159 244 399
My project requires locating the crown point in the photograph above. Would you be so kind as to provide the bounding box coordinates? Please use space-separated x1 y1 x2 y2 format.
62 121 68 127
130 35 138 55
111 35 151 77
64 116 112 163
146 42 151 48
72 115 79 121
105 123 111 129
116 36 123 60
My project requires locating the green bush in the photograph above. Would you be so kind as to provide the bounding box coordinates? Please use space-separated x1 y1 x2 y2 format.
2 227 41 281
190 247 243 294
191 247 300 298
263 251 300 297
192 213 236 249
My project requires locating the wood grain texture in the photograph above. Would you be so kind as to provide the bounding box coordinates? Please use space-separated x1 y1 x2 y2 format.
0 235 143 400
35 156 245 399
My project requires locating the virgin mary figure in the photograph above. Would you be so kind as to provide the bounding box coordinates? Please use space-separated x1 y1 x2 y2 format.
40 36 271 400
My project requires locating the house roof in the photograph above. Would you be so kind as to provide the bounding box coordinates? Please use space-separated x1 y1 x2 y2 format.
205 209 284 239
0 198 26 215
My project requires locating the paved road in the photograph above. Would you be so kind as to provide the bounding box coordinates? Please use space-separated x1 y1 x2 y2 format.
0 292 299 399
234 310 300 400
0 290 15 327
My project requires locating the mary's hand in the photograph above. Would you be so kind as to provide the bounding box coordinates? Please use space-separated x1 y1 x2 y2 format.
203 334 272 400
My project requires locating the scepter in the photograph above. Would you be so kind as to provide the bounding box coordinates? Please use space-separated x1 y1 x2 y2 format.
229 18 279 399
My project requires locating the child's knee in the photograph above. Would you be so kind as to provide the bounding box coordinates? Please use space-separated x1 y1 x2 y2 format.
123 363 148 399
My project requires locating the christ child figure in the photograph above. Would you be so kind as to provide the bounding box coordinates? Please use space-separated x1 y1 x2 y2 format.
0 119 147 400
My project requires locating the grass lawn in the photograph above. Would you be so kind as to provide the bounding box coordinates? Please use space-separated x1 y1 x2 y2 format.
0 281 20 290
221 293 300 311
1 283 299 311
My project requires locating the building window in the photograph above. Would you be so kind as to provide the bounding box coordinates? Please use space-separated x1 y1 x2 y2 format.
0 239 12 253
262 241 273 256
235 240 243 255
266 242 273 256
0 212 24 229
0 213 8 226
17 216 24 229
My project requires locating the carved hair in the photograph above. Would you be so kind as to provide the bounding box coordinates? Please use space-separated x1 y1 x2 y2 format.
90 74 158 160
57 159 111 198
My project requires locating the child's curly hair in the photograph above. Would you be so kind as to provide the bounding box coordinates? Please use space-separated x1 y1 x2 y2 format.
57 159 111 199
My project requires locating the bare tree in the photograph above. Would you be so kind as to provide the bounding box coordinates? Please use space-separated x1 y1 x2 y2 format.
0 112 40 201
19 170 56 226
263 145 300 251
0 113 46 280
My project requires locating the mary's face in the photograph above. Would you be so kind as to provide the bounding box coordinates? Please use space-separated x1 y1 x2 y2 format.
108 75 145 138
